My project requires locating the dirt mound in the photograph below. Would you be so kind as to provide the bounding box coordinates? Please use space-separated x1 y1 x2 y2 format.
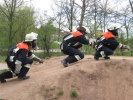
1 55 133 100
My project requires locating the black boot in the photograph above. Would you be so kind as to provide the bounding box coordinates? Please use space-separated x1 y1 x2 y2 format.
104 56 110 59
94 51 99 60
18 76 30 80
0 71 13 83
0 74 6 83
61 59 68 67
18 67 30 80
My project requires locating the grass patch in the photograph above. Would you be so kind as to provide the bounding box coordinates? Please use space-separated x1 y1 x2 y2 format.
70 89 78 97
0 69 9 73
0 56 6 62
43 86 64 100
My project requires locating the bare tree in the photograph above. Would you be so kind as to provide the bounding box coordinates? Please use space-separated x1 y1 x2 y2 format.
52 0 67 41
129 0 133 14
54 0 78 31
77 0 89 27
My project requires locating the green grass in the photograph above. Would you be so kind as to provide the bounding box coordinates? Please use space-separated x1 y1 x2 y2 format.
0 69 9 73
0 56 6 62
50 42 60 49
70 89 78 97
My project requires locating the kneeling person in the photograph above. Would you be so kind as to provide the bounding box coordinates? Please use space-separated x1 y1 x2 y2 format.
0 32 43 83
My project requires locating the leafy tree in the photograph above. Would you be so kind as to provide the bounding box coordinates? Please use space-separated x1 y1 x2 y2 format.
0 0 36 55
38 19 57 58
15 6 36 42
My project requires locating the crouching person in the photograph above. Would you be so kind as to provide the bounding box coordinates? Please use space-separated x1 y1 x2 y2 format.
0 32 43 83
94 25 130 60
60 26 90 67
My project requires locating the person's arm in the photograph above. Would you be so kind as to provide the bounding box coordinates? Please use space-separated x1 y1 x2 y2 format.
107 38 119 47
28 51 43 63
76 35 89 45
118 43 130 50
73 43 82 49
108 38 130 50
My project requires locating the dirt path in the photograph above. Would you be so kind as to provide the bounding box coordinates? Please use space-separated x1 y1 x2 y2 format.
0 55 133 100
0 63 8 70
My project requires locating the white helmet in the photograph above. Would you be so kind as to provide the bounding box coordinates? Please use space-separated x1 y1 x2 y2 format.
107 25 119 31
25 32 38 42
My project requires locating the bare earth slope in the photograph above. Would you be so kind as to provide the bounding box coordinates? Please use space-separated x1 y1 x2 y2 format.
1 55 133 100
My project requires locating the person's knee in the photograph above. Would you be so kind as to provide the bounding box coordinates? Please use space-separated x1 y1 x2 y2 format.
23 58 33 65
110 51 114 55
28 59 33 64
22 58 33 69
75 53 84 61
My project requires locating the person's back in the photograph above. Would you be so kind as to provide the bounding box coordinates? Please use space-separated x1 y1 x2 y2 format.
97 31 119 51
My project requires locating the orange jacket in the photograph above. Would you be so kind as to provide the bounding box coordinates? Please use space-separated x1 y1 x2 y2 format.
16 42 29 56
71 31 83 37
102 31 114 40
16 42 29 50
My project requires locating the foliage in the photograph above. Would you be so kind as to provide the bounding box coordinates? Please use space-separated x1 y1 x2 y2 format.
0 2 36 55
38 19 57 58
14 6 36 42
70 89 78 97
0 56 6 62
0 69 9 73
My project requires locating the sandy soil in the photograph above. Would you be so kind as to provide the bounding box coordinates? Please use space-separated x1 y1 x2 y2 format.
1 55 133 100
0 63 8 70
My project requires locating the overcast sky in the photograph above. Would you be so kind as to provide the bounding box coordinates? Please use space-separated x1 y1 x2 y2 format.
30 0 54 16
31 0 53 11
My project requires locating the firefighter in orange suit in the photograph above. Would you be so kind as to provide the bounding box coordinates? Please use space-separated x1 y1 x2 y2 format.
94 26 130 60
0 32 43 83
60 26 90 67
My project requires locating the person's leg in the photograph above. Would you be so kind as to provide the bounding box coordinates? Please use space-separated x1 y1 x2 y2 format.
0 61 17 83
18 58 33 80
94 46 113 60
100 47 113 59
61 47 84 67
0 71 15 83
94 50 101 60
